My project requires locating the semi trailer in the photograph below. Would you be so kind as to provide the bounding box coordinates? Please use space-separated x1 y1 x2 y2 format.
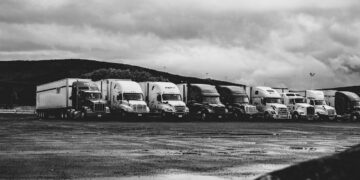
216 85 258 120
303 90 337 120
36 78 109 119
140 82 188 118
250 86 291 120
335 91 360 121
96 79 149 118
178 83 228 120
280 92 316 120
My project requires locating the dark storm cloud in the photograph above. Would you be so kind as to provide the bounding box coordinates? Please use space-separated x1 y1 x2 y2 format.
0 0 359 89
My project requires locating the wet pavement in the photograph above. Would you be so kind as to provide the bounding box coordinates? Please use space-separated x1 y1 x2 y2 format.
0 116 359 179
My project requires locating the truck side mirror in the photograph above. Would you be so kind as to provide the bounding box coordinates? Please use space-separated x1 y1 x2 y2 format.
117 94 122 100
157 95 162 101
261 98 265 104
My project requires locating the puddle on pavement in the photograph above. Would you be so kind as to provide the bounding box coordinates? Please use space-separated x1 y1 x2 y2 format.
288 146 317 151
91 174 243 180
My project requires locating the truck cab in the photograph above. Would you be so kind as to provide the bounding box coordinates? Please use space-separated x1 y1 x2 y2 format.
250 86 291 120
140 82 189 119
178 83 228 120
217 85 258 120
280 92 316 120
335 91 360 121
305 90 337 120
97 79 150 118
71 81 109 118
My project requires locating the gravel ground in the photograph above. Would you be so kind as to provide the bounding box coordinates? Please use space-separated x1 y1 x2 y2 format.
0 115 360 179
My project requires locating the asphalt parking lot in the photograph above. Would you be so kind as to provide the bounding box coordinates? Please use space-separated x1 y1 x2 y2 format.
1 115 360 180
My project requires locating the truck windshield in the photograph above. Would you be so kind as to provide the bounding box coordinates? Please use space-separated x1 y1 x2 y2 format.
290 98 305 104
310 100 326 105
123 93 143 101
233 96 249 103
163 94 181 101
84 92 101 100
265 98 281 104
203 96 221 104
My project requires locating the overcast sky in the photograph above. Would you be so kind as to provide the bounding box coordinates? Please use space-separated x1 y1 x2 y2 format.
0 0 360 89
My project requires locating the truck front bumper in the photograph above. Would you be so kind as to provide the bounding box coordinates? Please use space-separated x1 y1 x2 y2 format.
273 114 292 120
86 112 107 118
299 114 318 120
126 112 149 117
164 111 189 118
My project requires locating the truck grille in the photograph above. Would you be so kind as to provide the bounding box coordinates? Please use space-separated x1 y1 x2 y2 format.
307 107 315 115
132 104 147 113
94 103 105 112
175 106 186 112
327 109 335 115
278 108 288 116
246 106 257 113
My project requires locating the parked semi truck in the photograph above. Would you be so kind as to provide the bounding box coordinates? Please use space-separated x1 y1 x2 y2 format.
303 90 337 120
280 92 316 120
216 85 258 120
96 79 149 118
250 86 291 120
178 83 228 120
36 78 109 119
335 91 360 121
140 82 188 118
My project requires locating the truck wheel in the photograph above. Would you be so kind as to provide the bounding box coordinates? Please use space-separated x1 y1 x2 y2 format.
292 113 300 121
200 111 208 121
120 110 127 120
161 111 167 120
264 112 271 121
234 112 244 121
351 114 357 121
80 111 86 120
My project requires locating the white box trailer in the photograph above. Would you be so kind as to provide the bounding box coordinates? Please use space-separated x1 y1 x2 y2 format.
139 82 188 118
96 79 149 118
36 78 108 119
323 90 337 107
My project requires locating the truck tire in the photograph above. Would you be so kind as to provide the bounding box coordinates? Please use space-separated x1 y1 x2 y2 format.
80 111 86 120
234 111 244 121
292 112 300 121
120 110 127 120
351 114 358 121
200 111 208 121
264 112 271 121
161 111 167 120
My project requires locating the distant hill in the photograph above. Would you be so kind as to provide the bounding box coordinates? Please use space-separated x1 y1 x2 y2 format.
0 59 242 106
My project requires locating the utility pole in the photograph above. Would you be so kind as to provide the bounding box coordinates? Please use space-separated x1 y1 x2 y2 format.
309 72 316 89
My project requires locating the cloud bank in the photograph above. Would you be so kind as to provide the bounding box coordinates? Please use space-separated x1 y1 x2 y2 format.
0 0 359 89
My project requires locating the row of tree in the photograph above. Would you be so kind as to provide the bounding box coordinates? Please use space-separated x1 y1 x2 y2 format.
81 68 169 82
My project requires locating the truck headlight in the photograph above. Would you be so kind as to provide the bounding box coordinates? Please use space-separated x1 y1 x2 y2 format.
164 107 174 112
146 107 150 113
316 109 326 115
225 108 228 113
124 105 134 112
185 107 189 112
105 106 110 113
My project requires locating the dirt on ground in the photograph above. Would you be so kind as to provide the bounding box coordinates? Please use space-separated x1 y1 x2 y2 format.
0 115 360 179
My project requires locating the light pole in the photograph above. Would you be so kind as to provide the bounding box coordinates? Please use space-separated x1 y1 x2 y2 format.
309 72 315 89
